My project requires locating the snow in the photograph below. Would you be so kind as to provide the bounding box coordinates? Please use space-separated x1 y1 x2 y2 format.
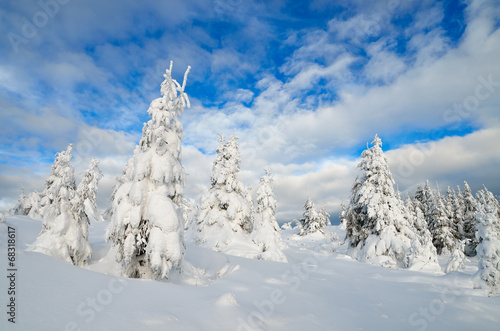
2 215 500 331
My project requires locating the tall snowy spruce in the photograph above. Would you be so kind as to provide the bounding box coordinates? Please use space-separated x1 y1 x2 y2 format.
463 181 479 256
77 158 103 223
345 135 415 268
252 169 287 262
474 187 500 295
29 144 91 266
427 184 457 255
188 133 258 257
106 63 190 280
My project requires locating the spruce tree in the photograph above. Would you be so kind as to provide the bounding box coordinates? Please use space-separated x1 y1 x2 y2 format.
298 198 327 236
77 158 103 223
463 181 478 255
344 134 414 267
474 187 500 295
29 144 91 266
188 133 257 257
252 169 287 262
106 62 190 280
427 185 456 255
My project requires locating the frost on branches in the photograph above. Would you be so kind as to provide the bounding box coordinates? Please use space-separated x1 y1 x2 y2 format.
29 144 91 267
77 158 103 223
187 133 259 258
252 169 287 262
345 135 415 268
298 198 328 236
106 63 190 280
474 187 500 295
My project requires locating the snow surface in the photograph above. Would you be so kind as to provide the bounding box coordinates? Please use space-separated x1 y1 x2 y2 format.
1 215 500 331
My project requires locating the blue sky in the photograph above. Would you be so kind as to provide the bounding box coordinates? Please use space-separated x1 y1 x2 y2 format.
1 0 499 222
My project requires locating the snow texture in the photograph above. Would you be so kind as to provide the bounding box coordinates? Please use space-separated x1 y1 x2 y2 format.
106 62 189 280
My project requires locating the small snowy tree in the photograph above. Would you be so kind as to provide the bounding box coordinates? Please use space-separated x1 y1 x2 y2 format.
445 240 467 273
188 133 257 257
298 198 327 236
29 144 91 266
77 158 103 223
474 187 500 295
106 62 190 280
345 135 415 267
252 169 287 262
452 186 465 241
11 190 43 219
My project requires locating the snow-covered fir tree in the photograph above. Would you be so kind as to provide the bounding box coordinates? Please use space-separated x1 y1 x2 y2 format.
344 134 415 267
106 63 190 280
463 181 479 256
474 187 500 295
452 186 465 241
445 240 467 273
187 133 258 257
77 158 103 223
320 207 331 226
252 169 287 262
11 190 43 219
29 144 91 267
427 183 457 255
403 195 439 271
298 198 327 236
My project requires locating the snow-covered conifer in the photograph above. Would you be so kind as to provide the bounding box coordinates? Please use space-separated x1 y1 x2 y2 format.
403 195 439 270
452 186 465 241
344 135 415 267
29 144 91 266
252 169 287 262
106 63 190 280
77 158 103 223
11 190 43 219
474 187 500 295
445 240 467 273
298 198 327 236
188 133 257 257
463 181 479 256
427 185 457 255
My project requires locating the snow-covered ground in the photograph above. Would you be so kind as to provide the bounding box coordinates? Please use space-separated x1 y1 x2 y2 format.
1 215 499 331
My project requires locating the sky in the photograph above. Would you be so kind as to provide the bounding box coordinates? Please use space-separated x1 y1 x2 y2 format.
0 0 499 223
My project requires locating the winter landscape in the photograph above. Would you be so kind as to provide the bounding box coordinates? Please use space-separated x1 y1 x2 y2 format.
1 0 500 330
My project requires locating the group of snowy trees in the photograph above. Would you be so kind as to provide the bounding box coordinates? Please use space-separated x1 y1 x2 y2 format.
12 145 102 266
9 62 500 294
186 134 286 262
343 134 500 294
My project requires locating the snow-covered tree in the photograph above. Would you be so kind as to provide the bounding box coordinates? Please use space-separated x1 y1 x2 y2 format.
345 135 414 267
452 186 465 241
403 195 439 270
252 169 287 262
77 158 103 223
106 63 190 280
474 187 500 295
29 144 91 267
188 133 257 257
445 240 467 273
298 198 327 236
339 202 347 230
11 190 43 219
463 181 478 256
427 184 457 255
